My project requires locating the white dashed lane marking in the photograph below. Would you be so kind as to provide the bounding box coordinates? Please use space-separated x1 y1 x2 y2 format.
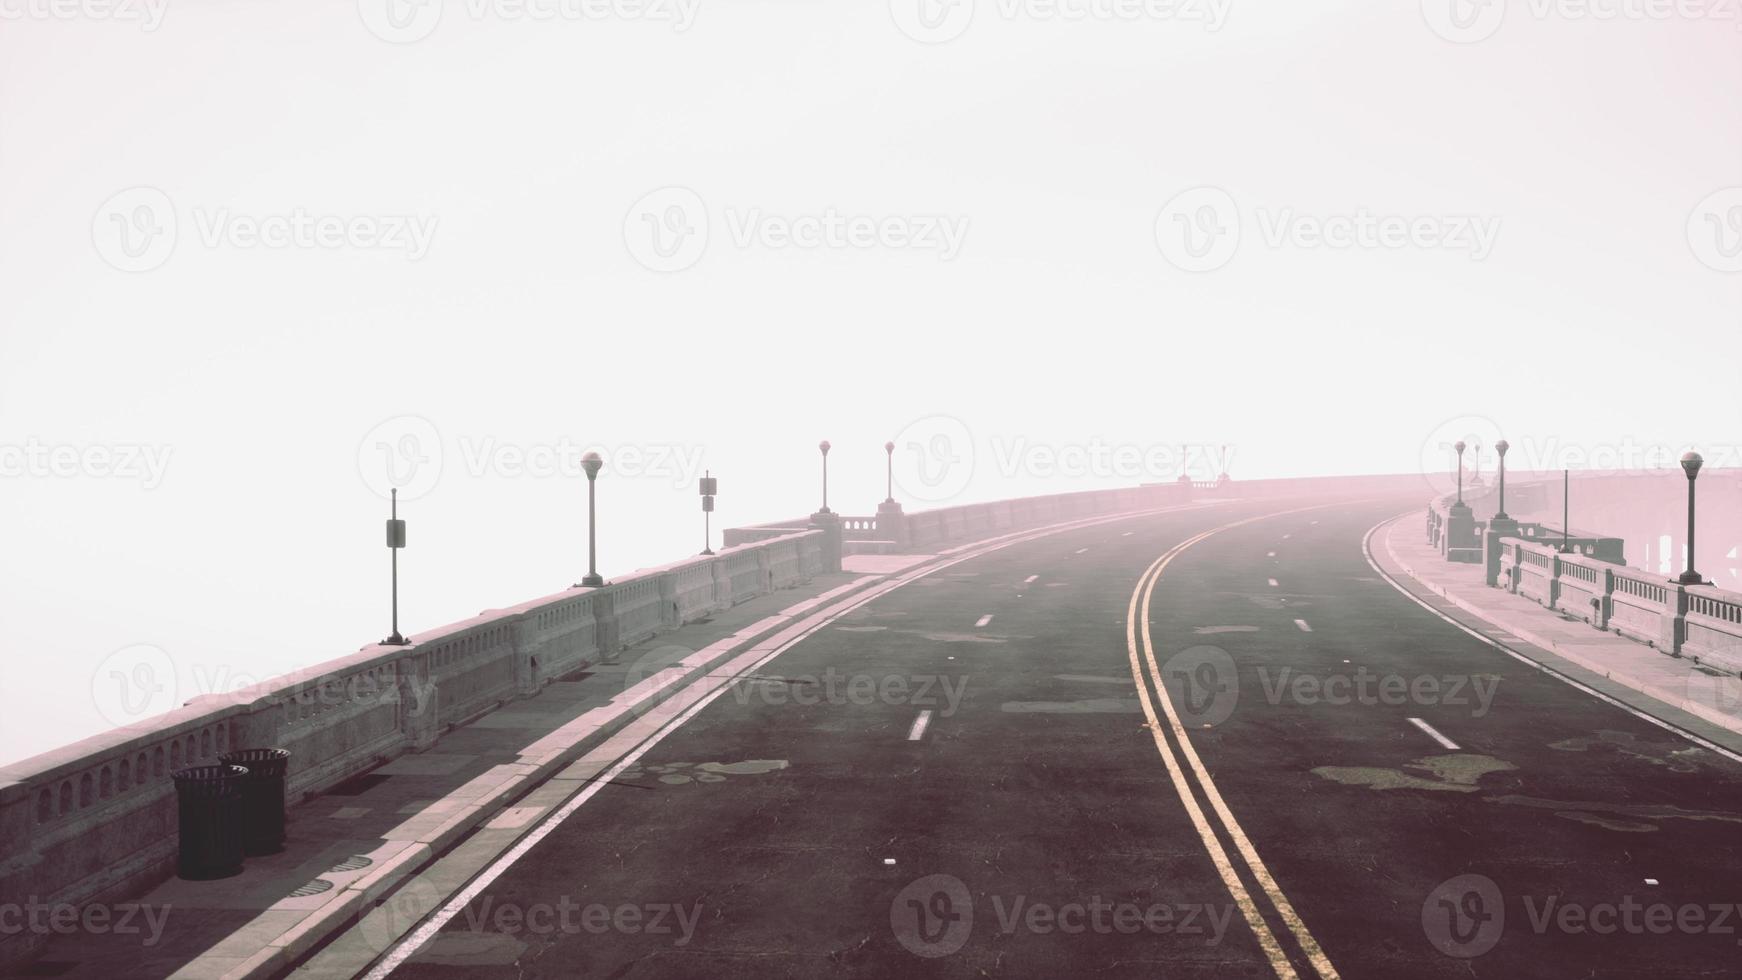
975 614 993 628
1408 717 1459 751
1293 619 1312 632
908 710 933 741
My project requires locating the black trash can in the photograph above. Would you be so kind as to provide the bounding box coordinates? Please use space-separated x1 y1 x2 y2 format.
220 748 291 856
171 764 249 880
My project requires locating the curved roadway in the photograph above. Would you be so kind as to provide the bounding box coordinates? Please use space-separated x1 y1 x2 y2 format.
371 493 1742 979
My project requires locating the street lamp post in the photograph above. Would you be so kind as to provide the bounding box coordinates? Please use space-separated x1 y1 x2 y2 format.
1454 440 1467 506
1494 439 1511 520
1561 468 1571 553
578 451 604 588
876 438 906 545
1678 451 1705 586
382 488 409 646
818 440 832 514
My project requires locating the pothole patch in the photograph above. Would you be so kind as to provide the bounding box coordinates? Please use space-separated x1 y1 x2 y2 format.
1311 754 1515 793
618 759 790 785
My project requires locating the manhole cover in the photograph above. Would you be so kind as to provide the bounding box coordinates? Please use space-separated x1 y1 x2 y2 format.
288 878 335 898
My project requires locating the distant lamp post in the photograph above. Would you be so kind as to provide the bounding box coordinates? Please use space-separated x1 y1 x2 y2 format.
883 441 896 503
700 470 718 556
382 488 409 646
1561 468 1572 553
577 451 604 588
1678 451 1705 586
1454 440 1467 505
1494 439 1511 519
817 440 832 514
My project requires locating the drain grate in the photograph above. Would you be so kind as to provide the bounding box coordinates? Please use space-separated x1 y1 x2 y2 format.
328 855 375 874
288 878 335 898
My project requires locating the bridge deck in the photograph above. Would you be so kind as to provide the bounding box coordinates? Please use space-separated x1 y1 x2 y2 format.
13 493 1742 980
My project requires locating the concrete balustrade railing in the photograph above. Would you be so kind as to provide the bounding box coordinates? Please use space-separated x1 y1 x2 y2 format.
1683 587 1742 674
724 482 1205 554
1451 503 1742 677
904 484 1191 549
1553 551 1612 628
0 528 823 951
839 516 882 539
736 473 1445 559
1606 566 1679 651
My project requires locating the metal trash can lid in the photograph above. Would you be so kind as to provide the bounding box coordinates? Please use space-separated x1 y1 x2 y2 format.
219 748 291 777
171 764 250 794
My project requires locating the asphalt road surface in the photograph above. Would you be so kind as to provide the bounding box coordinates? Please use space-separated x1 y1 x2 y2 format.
379 493 1742 979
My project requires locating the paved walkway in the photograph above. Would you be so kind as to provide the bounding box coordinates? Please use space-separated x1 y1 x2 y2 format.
8 568 891 980
1376 513 1742 753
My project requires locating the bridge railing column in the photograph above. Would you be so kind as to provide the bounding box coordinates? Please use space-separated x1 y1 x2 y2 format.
591 590 621 665
809 511 842 573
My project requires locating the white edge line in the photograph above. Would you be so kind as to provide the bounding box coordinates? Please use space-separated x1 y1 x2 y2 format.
1362 514 1742 767
1407 717 1460 751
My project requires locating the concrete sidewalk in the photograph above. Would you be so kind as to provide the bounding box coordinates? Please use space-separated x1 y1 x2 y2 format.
8 567 891 980
1375 514 1742 751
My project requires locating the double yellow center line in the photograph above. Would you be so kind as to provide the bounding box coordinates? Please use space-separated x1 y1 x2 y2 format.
1124 514 1340 980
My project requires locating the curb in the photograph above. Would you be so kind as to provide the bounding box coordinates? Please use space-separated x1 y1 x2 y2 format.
180 575 892 980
